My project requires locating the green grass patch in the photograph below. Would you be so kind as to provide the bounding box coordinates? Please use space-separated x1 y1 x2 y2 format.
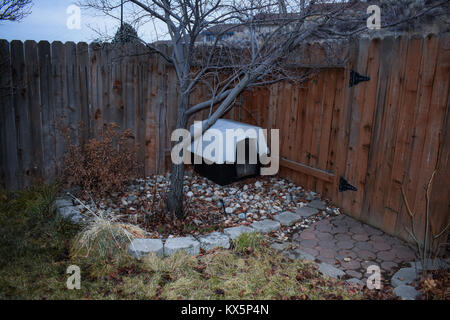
232 232 263 253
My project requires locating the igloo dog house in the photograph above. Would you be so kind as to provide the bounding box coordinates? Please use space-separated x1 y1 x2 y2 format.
188 119 269 185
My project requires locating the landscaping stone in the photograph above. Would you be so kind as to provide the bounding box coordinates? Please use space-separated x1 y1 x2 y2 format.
270 242 289 251
409 259 449 271
307 199 326 210
58 206 83 223
346 278 364 287
250 219 281 233
197 232 230 251
55 198 73 208
295 206 319 217
293 248 315 261
273 211 302 226
128 239 164 258
391 267 418 287
164 236 200 256
393 285 420 300
318 262 345 279
223 225 255 240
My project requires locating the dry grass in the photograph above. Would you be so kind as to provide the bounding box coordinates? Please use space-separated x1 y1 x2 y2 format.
70 197 147 277
0 185 363 300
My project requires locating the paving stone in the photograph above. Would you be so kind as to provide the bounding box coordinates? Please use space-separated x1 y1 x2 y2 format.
337 250 357 260
223 226 254 240
371 235 387 243
360 261 375 272
391 267 418 287
392 246 416 260
355 242 375 251
251 219 281 233
351 226 367 234
335 234 352 241
331 226 348 234
340 260 361 270
359 250 376 260
372 241 392 251
295 206 319 217
318 248 336 259
316 223 334 232
197 232 230 251
301 247 319 257
380 261 398 272
336 240 355 249
363 225 383 236
128 239 164 258
346 219 363 228
318 262 345 279
393 285 420 300
315 232 334 241
273 211 302 226
352 233 370 241
293 248 316 261
317 240 337 249
299 239 318 248
299 230 317 240
332 219 349 228
307 199 326 210
164 236 200 256
319 257 338 265
377 250 396 261
346 270 363 279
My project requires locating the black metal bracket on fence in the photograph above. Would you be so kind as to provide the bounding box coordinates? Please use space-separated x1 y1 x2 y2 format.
349 69 370 87
339 177 358 192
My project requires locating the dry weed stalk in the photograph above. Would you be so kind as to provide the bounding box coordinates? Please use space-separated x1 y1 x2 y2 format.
401 134 449 276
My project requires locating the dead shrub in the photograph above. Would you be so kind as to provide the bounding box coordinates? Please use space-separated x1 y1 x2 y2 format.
62 123 141 199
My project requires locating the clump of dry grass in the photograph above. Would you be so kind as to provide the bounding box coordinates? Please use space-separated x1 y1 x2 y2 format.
69 196 147 277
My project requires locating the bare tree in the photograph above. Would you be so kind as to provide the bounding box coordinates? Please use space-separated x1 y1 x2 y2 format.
82 0 449 219
0 0 33 22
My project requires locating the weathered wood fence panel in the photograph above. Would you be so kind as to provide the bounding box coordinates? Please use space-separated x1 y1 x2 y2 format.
0 36 448 243
238 35 449 242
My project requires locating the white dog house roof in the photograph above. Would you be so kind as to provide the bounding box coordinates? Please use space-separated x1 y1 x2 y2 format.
188 119 269 164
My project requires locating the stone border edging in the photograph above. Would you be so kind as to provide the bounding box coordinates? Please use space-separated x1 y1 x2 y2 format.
55 197 322 258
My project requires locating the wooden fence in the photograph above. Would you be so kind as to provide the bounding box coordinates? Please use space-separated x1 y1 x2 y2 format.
0 35 448 242
236 35 450 242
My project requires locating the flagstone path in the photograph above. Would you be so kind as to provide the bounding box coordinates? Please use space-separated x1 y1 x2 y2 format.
288 214 417 282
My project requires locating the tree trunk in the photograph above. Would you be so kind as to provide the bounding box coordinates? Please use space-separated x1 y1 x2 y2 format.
167 92 189 219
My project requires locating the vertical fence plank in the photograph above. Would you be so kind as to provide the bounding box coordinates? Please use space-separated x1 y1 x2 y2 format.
0 40 19 189
38 40 56 182
89 43 101 138
340 37 370 216
360 36 396 230
386 37 423 237
51 41 68 175
76 42 90 145
65 42 80 146
409 36 450 240
24 40 43 184
11 40 30 188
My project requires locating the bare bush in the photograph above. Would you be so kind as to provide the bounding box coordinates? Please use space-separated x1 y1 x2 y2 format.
62 123 141 199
